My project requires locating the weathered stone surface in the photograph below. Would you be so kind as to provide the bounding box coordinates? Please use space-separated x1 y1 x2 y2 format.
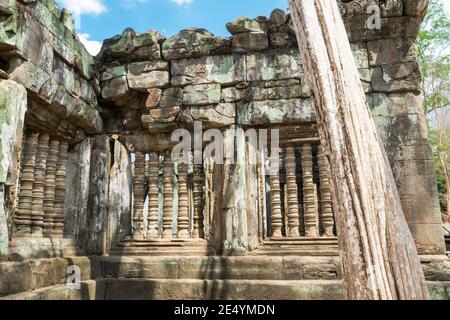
101 75 129 100
0 80 26 257
367 38 418 67
171 54 246 86
183 83 221 106
371 62 421 92
180 103 235 128
226 17 265 34
100 66 127 82
127 70 169 91
145 88 163 109
162 28 230 60
147 106 181 123
98 28 164 63
232 31 269 53
159 87 183 109
246 49 301 81
107 140 132 250
237 99 315 125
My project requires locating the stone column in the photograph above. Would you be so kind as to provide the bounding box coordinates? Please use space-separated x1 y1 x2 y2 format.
43 139 60 237
15 133 40 236
54 141 68 238
177 161 190 239
318 146 335 237
30 133 50 237
285 146 300 237
147 152 160 239
132 152 145 239
162 152 174 240
301 143 318 237
192 164 205 239
269 170 283 238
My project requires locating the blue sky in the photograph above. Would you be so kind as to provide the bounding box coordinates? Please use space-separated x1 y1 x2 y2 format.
56 0 288 55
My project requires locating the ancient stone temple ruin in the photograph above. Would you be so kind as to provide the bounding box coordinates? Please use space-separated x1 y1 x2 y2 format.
0 0 449 300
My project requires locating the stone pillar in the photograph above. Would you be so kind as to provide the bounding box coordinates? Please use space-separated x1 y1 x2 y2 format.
222 127 248 255
132 152 145 239
147 152 160 239
177 160 190 239
43 139 59 237
54 141 68 238
301 143 318 237
30 133 49 237
192 164 205 239
285 146 300 237
162 152 174 240
318 146 335 237
269 168 283 238
0 80 27 256
15 133 39 236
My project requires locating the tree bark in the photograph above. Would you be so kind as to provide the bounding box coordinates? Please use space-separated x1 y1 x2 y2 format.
288 0 429 300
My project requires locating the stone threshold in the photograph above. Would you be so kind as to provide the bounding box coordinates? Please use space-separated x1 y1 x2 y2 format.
1 279 449 300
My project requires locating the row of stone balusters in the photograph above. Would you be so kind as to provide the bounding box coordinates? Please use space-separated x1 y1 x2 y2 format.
269 144 335 238
14 132 69 238
132 152 205 240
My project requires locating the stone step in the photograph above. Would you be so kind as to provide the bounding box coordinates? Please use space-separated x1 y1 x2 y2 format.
2 279 449 300
110 239 217 256
98 255 343 281
0 257 93 297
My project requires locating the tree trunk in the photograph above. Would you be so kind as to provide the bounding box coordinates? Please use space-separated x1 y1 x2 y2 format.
288 0 429 300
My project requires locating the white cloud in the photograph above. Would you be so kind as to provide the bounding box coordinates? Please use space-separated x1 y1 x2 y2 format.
78 33 102 56
170 0 193 6
58 0 107 15
121 0 149 10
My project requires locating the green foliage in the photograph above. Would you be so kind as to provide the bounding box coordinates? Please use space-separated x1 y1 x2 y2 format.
418 0 450 114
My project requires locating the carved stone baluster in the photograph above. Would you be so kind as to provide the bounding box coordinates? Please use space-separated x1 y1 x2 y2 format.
132 152 145 239
15 133 40 236
285 146 300 237
192 164 204 239
54 141 68 238
162 152 174 240
269 168 283 238
318 146 335 237
177 160 190 239
43 139 60 237
301 143 318 237
30 134 50 237
147 152 160 239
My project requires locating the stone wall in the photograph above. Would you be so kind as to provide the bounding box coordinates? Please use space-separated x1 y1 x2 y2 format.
96 1 445 254
0 0 105 258
0 0 445 257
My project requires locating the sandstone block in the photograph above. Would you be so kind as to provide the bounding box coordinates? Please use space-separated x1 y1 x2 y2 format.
98 28 164 63
237 98 316 125
127 70 169 91
180 103 235 128
226 17 265 34
159 87 184 109
246 49 301 81
367 38 418 67
232 32 269 53
145 88 163 109
101 75 129 100
371 62 421 93
162 28 230 60
171 54 246 86
183 83 221 106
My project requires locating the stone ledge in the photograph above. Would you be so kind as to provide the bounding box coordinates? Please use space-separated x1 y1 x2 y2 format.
0 256 97 297
2 279 448 300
